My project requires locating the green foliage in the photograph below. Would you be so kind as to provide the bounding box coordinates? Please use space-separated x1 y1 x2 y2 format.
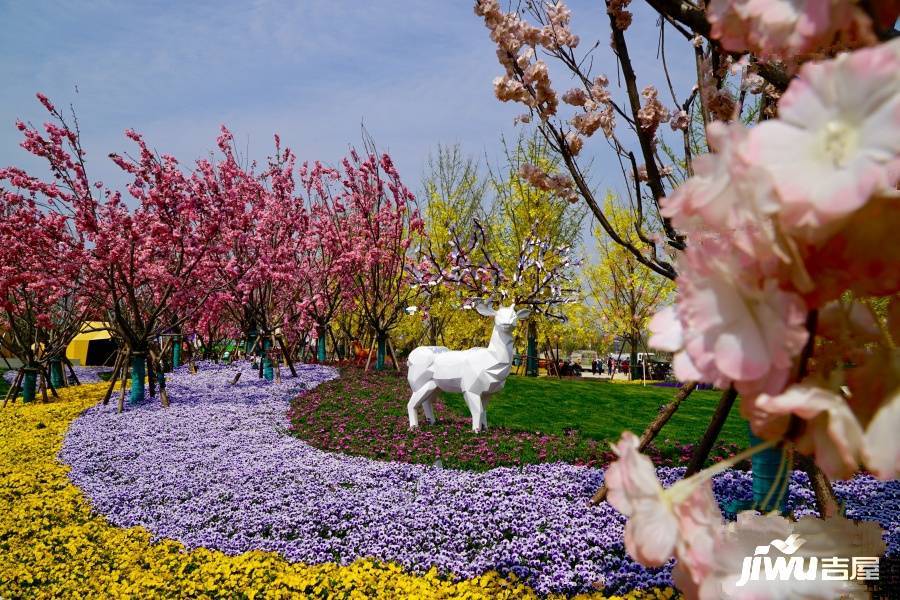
585 193 674 363
484 133 585 312
410 134 586 353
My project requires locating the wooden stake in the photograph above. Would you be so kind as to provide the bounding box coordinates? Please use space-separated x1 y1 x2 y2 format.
797 455 840 518
148 348 169 407
276 335 297 377
544 338 561 378
3 369 24 408
117 360 129 414
63 356 81 385
364 336 376 372
387 337 401 372
271 336 282 384
684 387 737 476
328 327 342 361
591 380 697 504
102 353 125 405
42 366 59 398
38 369 50 403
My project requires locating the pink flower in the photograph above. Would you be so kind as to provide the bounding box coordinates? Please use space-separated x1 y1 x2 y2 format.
669 110 689 132
747 40 900 235
636 86 670 136
606 432 722 568
672 482 721 587
661 122 781 259
561 87 588 106
605 433 679 565
863 388 900 480
564 131 583 156
746 384 865 480
649 241 808 395
707 0 875 58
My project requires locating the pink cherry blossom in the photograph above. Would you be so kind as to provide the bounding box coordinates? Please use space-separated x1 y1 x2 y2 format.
863 388 900 480
605 432 679 566
747 40 900 234
746 384 865 480
636 86 670 136
649 240 808 396
606 432 723 569
661 121 781 259
707 0 878 59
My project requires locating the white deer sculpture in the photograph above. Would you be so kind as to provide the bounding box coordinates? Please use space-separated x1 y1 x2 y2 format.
407 303 530 431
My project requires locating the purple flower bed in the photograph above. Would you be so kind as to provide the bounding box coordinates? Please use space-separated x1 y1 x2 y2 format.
3 364 110 385
60 362 900 596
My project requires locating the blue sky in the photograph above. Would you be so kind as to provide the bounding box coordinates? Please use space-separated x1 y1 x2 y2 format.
1 1 694 229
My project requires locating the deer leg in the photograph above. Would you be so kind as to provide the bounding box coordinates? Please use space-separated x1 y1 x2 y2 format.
464 391 484 432
421 388 437 425
480 394 491 430
408 381 438 429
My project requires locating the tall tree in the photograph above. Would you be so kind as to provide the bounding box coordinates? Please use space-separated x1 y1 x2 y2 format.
413 144 489 348
0 187 87 401
487 134 585 374
586 193 674 378
340 143 423 370
6 96 226 405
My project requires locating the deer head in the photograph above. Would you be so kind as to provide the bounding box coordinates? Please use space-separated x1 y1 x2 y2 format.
475 303 531 333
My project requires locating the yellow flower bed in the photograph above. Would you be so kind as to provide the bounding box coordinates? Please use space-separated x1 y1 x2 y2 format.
0 384 677 599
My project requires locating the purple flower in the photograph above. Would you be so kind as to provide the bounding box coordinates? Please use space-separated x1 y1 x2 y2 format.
60 362 900 596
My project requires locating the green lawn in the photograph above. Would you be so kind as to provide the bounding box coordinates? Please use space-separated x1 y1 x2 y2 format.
442 375 747 446
290 368 749 471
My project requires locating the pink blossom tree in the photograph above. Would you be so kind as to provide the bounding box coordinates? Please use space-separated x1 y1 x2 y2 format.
198 129 310 381
6 96 228 406
295 160 359 363
0 185 87 402
337 143 424 370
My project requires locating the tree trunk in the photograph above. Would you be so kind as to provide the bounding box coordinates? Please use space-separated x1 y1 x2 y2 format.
49 358 66 389
317 324 327 363
797 454 840 518
749 425 789 513
629 332 639 381
129 352 146 405
526 322 538 377
684 387 737 476
375 333 387 371
172 336 182 369
21 367 38 403
262 338 274 381
147 356 156 398
591 380 696 504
